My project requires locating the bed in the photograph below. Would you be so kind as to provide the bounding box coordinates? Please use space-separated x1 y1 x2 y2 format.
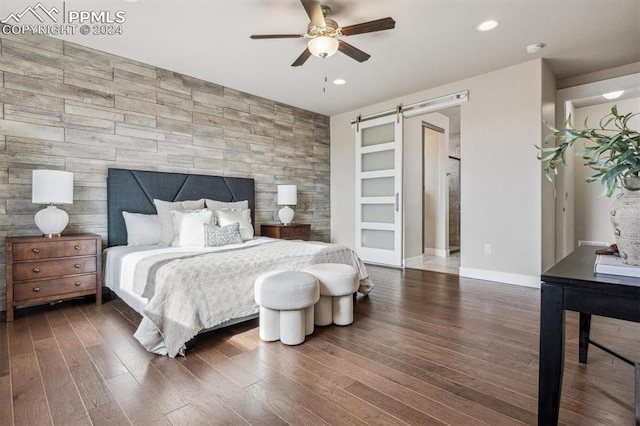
103 168 372 357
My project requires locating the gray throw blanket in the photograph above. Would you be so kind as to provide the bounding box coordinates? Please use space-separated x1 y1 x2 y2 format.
132 240 372 357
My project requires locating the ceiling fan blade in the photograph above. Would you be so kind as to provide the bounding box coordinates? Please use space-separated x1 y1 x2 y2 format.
292 48 312 67
300 0 326 28
250 34 305 39
338 41 371 63
340 17 396 36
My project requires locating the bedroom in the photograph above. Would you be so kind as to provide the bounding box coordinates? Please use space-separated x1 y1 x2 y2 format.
0 0 639 424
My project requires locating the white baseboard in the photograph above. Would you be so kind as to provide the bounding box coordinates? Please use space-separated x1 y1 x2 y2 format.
578 240 610 247
423 248 450 257
459 267 541 288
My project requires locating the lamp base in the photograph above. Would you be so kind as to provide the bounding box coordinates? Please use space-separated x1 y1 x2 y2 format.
35 205 69 237
278 206 295 225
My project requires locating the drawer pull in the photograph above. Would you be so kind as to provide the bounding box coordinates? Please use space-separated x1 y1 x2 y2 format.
74 245 80 250
32 268 40 273
32 248 40 253
74 282 81 287
33 287 40 293
74 264 81 269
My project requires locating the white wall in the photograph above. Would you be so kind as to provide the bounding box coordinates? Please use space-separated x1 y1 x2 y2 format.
423 128 441 250
420 115 449 256
331 59 550 287
558 101 577 256
382 111 450 261
572 97 640 245
541 60 557 271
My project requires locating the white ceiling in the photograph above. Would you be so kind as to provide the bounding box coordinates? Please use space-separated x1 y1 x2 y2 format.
2 0 639 116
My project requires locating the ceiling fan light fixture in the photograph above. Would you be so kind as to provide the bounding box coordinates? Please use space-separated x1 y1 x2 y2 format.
308 36 339 58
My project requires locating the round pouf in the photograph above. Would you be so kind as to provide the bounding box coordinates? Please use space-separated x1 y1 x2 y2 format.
254 271 319 345
301 263 359 326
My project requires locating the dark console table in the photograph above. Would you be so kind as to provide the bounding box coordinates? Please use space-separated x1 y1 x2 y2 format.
538 245 640 425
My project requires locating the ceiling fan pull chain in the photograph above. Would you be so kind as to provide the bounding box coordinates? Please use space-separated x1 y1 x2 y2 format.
322 62 327 93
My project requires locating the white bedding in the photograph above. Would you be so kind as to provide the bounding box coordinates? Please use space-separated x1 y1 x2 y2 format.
103 238 273 314
103 237 372 357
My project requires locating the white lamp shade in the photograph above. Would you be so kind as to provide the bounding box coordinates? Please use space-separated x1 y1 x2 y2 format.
308 36 339 58
277 185 297 206
32 170 73 204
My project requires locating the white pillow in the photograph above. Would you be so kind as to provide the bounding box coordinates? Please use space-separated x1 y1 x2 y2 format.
170 209 213 247
154 199 204 246
122 212 162 246
215 209 254 241
205 199 248 224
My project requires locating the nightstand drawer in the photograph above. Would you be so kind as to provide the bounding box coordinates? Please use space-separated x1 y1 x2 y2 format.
13 256 97 281
12 239 97 261
278 226 308 239
13 274 97 302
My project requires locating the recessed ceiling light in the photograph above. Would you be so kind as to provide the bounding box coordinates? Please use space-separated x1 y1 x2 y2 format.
333 78 346 85
526 43 545 54
602 90 624 100
476 20 498 32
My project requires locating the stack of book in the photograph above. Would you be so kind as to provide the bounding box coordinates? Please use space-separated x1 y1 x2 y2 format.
594 254 640 278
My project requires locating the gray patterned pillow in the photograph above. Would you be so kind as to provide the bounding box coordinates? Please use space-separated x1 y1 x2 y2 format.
204 223 243 247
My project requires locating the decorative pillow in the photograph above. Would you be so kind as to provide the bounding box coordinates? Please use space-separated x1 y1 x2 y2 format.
205 199 249 224
170 209 213 247
204 223 243 247
215 208 254 241
122 212 161 246
154 199 204 246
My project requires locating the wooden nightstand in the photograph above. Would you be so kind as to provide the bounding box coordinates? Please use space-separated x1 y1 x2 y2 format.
261 224 311 241
5 233 102 321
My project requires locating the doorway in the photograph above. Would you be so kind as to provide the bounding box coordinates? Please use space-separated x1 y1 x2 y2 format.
411 106 461 274
448 155 461 252
554 73 640 261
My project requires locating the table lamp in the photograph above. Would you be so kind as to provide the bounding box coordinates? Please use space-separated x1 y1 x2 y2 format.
32 170 73 237
277 185 297 225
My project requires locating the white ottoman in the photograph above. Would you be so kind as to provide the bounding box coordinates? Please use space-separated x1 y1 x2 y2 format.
302 263 359 326
254 271 319 345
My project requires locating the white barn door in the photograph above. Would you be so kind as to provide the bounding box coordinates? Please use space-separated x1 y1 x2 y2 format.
355 114 403 266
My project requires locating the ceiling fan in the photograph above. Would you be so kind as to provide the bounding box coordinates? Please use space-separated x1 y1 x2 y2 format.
250 0 395 67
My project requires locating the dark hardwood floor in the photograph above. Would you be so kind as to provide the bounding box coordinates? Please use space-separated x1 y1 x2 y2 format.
0 265 637 425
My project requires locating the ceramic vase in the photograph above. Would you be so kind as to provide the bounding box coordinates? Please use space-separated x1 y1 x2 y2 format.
610 176 640 265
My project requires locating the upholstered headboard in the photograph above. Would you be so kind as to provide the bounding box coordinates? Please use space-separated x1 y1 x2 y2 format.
107 168 255 247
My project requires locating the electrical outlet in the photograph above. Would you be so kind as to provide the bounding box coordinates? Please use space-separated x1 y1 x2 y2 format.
484 244 491 254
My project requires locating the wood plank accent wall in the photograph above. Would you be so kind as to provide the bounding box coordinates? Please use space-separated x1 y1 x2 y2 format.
0 31 331 311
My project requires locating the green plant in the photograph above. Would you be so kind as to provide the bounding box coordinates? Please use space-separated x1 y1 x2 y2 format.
537 105 640 197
